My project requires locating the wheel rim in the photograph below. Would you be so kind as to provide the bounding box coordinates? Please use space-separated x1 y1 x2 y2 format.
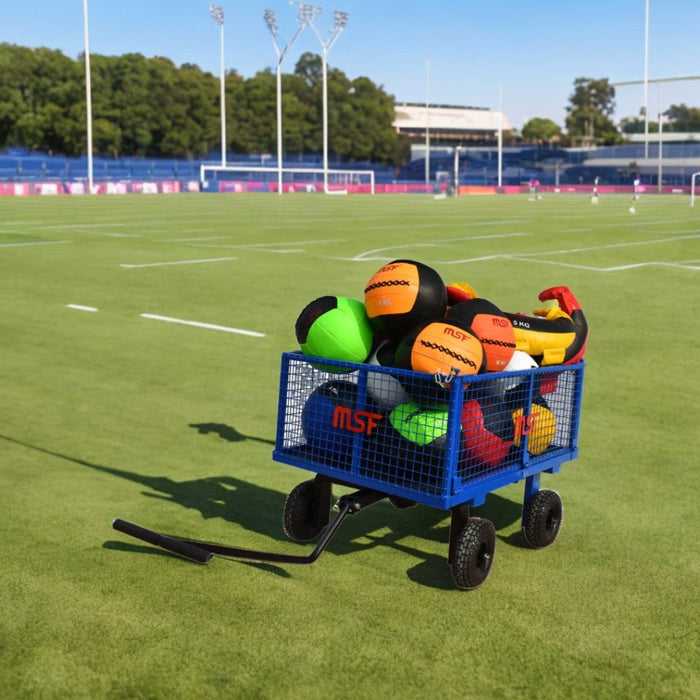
477 541 492 574
545 507 561 534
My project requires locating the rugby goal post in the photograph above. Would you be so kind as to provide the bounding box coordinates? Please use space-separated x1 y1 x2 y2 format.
691 171 700 207
199 165 375 194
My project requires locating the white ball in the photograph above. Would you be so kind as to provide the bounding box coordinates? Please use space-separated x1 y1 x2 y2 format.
365 340 408 410
495 350 538 392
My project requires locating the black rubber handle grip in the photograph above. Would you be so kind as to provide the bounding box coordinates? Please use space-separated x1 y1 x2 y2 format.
112 518 213 564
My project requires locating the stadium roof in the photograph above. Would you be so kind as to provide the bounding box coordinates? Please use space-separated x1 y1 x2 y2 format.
393 102 513 134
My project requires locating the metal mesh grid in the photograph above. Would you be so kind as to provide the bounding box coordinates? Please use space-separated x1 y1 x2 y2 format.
274 353 583 506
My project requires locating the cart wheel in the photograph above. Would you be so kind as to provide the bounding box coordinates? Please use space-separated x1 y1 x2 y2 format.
449 518 496 590
522 489 562 549
283 480 327 543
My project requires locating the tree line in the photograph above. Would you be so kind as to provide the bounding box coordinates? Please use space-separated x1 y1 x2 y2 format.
0 43 410 166
2 44 698 161
522 77 700 146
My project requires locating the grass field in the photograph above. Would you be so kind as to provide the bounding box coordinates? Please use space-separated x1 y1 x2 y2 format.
1 192 698 699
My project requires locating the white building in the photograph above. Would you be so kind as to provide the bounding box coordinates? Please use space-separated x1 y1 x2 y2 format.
393 102 514 158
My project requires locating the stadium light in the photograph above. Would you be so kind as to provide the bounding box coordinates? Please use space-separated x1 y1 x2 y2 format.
82 0 93 193
657 111 666 194
497 85 503 189
306 5 349 193
210 4 227 167
453 146 462 196
425 55 430 192
264 5 312 194
643 0 649 159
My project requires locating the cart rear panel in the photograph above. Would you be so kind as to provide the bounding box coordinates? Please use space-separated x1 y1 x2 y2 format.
273 352 584 510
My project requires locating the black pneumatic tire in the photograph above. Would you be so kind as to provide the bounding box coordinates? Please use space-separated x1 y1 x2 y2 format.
522 489 563 548
283 480 327 543
449 518 496 590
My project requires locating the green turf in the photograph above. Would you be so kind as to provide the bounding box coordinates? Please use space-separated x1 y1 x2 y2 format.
1 192 698 698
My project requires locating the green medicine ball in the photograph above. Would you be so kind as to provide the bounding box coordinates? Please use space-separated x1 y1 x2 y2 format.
295 295 374 363
389 401 450 447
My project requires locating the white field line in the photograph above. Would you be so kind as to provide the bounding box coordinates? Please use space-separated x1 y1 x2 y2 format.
186 238 347 253
38 223 140 238
67 304 98 312
0 240 70 248
79 231 141 238
41 222 126 229
232 238 346 247
187 246 307 254
174 238 346 251
141 314 265 338
513 233 699 258
500 257 700 272
360 219 521 231
440 233 700 267
167 235 234 242
345 233 527 262
120 256 237 268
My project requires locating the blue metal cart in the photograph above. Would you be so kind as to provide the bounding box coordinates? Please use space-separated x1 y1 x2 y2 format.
113 351 584 589
273 351 585 589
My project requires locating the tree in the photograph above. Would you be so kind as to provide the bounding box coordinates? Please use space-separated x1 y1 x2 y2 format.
565 77 621 145
521 118 562 144
665 103 700 132
0 44 411 166
294 52 323 89
291 53 408 166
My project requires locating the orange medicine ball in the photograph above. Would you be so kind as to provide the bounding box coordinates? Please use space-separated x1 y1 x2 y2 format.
446 298 516 372
395 321 485 376
364 259 447 339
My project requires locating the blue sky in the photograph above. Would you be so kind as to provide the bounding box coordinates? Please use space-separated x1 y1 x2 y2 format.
2 0 698 130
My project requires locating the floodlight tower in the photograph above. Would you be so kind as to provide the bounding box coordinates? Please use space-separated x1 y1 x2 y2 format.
264 5 313 194
306 5 349 193
643 0 650 159
657 111 666 194
82 0 94 192
210 4 227 167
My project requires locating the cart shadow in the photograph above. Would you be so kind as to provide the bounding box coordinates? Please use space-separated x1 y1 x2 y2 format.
189 422 275 446
2 432 525 589
0 432 287 540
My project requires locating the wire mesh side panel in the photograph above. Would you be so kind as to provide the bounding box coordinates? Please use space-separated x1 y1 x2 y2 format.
358 365 460 499
276 356 363 471
273 354 459 501
274 353 584 506
454 364 584 492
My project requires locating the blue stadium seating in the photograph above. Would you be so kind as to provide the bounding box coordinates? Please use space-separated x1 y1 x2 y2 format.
1 142 698 188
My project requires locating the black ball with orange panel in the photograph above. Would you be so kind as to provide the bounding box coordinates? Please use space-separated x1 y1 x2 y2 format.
394 321 485 377
446 298 516 372
364 260 447 340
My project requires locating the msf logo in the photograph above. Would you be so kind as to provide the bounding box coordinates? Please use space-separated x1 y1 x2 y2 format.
513 412 538 441
332 406 383 436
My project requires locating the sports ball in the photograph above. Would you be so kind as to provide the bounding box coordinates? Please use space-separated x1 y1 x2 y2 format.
364 259 447 339
295 296 374 363
512 401 556 455
363 400 450 491
446 298 516 372
301 380 379 464
493 350 539 394
394 321 484 377
365 339 408 410
389 400 449 447
461 399 513 469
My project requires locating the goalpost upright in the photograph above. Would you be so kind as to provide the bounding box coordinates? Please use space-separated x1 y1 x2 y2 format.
691 172 700 207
